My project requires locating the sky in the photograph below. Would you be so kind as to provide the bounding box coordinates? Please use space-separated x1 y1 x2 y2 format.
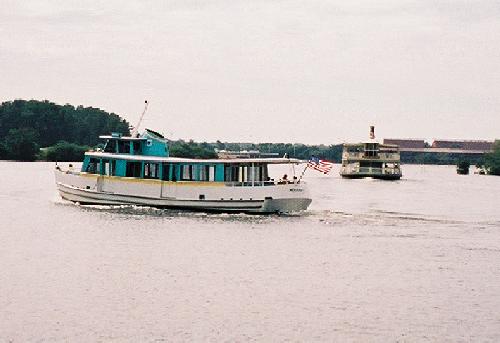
0 0 499 144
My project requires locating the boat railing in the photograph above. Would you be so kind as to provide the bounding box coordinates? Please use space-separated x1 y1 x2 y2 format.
343 152 364 159
341 166 401 175
56 166 81 175
224 180 298 187
343 152 400 160
377 152 400 159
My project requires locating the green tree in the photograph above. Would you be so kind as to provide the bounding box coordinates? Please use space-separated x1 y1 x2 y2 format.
3 128 40 161
483 140 500 175
44 141 90 161
0 99 130 160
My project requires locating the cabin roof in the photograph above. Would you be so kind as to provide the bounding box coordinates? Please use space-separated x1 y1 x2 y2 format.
99 135 147 141
85 151 303 164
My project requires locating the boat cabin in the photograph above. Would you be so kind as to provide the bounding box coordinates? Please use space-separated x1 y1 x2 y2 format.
81 130 298 186
340 135 402 179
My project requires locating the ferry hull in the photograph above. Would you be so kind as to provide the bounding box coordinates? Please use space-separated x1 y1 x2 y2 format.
55 170 311 214
340 173 402 180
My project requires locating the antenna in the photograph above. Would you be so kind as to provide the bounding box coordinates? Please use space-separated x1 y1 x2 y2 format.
131 100 149 137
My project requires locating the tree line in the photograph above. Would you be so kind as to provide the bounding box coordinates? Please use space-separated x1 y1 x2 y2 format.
0 100 130 160
0 99 498 175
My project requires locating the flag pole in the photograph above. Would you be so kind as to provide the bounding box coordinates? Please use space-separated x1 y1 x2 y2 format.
297 162 309 184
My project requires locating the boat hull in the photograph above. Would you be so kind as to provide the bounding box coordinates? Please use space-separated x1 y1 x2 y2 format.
55 170 311 214
340 173 402 180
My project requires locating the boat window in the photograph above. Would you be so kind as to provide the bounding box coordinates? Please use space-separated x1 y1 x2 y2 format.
208 165 215 182
102 160 115 176
239 165 246 182
104 139 117 153
172 164 178 181
144 162 159 179
126 162 142 177
224 164 239 182
253 164 261 181
132 141 141 155
199 165 210 181
118 140 130 154
181 165 193 181
86 158 100 174
364 143 378 157
161 163 170 181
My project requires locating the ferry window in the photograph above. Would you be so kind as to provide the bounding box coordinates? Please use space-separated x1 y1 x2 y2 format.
161 164 171 181
126 162 142 177
199 165 209 181
132 141 141 154
102 160 115 176
253 165 261 181
104 139 116 153
144 162 159 179
181 165 193 181
118 140 130 154
208 166 215 182
239 165 248 182
224 164 239 182
364 143 378 157
103 160 110 175
172 164 178 181
86 158 100 174
261 164 269 181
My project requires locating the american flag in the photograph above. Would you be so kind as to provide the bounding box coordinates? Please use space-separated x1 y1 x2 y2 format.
307 157 334 174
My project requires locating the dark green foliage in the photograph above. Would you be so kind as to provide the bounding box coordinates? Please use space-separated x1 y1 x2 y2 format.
168 141 343 161
456 160 470 175
483 140 500 175
169 140 218 159
2 128 40 161
0 99 130 160
253 143 342 161
400 151 484 165
43 141 90 162
180 141 343 161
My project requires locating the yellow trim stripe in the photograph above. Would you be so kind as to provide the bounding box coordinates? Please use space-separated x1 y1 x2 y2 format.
80 174 225 187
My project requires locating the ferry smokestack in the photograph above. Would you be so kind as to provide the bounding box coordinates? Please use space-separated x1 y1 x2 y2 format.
370 125 375 139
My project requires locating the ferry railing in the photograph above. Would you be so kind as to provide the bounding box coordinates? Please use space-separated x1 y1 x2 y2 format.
341 166 401 175
343 152 399 160
224 180 298 187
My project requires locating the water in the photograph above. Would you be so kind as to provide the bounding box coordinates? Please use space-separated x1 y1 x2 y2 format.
1 162 499 342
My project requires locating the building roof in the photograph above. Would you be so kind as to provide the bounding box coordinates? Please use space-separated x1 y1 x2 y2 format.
431 140 493 151
383 139 426 149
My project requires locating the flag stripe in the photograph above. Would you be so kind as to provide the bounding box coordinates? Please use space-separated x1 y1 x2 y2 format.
307 159 334 174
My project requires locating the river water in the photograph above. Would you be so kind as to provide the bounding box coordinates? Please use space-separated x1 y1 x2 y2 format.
1 162 499 342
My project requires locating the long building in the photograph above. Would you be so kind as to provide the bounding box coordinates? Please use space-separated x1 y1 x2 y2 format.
383 139 426 149
431 140 493 151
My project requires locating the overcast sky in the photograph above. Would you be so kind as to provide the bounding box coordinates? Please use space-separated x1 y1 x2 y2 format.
1 0 499 143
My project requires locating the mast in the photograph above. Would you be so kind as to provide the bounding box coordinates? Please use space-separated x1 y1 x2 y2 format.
131 100 149 137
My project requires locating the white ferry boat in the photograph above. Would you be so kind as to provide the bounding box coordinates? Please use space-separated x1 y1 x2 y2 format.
340 126 402 180
54 129 312 214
